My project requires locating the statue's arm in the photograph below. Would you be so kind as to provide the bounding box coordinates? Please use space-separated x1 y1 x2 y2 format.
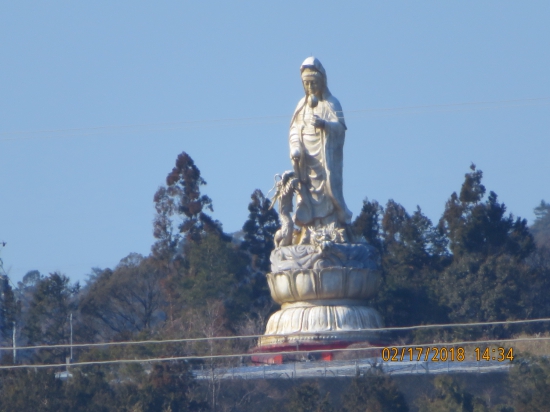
324 97 347 131
322 100 346 141
324 117 345 135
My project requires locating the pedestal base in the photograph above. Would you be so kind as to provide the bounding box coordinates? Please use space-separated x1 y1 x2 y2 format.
259 304 383 346
257 242 384 362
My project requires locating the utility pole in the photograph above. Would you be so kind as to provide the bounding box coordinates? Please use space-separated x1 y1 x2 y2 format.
12 321 16 364
69 312 73 361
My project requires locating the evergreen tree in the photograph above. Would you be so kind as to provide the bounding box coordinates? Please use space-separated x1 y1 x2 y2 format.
22 273 79 363
439 165 534 260
436 165 535 335
353 198 383 253
0 246 19 345
531 200 550 248
169 233 252 329
152 151 227 256
382 202 449 281
184 234 242 305
16 269 43 302
0 369 66 412
239 189 279 314
64 368 118 412
134 362 206 412
241 189 279 274
374 200 449 328
148 153 273 341
523 245 550 323
0 274 17 344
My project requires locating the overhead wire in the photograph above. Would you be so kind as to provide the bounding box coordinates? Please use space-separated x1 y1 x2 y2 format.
0 335 549 370
2 317 550 352
1 96 549 142
345 96 550 115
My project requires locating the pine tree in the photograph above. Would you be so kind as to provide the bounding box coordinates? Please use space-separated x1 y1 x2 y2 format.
353 198 383 253
238 189 280 314
439 164 534 260
0 369 66 412
0 274 17 344
241 189 279 274
22 272 79 363
436 165 535 336
374 200 450 328
531 200 550 248
64 368 118 412
0 245 18 344
135 362 206 412
523 244 550 323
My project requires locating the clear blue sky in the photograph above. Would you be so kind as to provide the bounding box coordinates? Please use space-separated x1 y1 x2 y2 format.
1 2 549 284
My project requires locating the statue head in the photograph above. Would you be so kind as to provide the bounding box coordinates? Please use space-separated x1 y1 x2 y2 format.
300 57 327 99
301 68 323 100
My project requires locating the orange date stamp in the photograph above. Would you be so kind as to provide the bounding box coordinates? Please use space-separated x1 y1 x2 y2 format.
381 346 514 362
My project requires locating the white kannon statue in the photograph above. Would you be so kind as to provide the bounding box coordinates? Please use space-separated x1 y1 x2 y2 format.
289 57 353 231
258 58 383 349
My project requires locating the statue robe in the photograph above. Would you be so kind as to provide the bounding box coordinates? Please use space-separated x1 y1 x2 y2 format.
289 93 353 227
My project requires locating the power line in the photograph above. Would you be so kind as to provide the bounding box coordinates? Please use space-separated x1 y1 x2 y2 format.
1 96 548 142
2 316 549 352
0 335 548 370
345 96 550 114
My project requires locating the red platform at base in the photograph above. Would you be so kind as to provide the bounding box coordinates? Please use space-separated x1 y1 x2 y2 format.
321 352 333 361
250 340 384 365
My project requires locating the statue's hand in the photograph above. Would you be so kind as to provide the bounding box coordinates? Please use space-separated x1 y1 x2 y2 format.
290 147 301 160
312 115 326 129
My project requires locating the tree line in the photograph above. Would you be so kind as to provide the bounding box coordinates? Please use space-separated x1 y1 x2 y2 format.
0 152 549 411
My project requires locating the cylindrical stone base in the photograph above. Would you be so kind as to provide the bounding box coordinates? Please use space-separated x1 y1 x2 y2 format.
259 304 383 346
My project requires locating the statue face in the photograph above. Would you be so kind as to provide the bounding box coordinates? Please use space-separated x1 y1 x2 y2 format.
302 78 322 97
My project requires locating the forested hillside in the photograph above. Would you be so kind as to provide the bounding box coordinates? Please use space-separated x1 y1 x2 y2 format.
1 152 549 411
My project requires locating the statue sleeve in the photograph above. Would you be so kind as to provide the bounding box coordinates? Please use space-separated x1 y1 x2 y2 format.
289 98 306 157
289 122 301 156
